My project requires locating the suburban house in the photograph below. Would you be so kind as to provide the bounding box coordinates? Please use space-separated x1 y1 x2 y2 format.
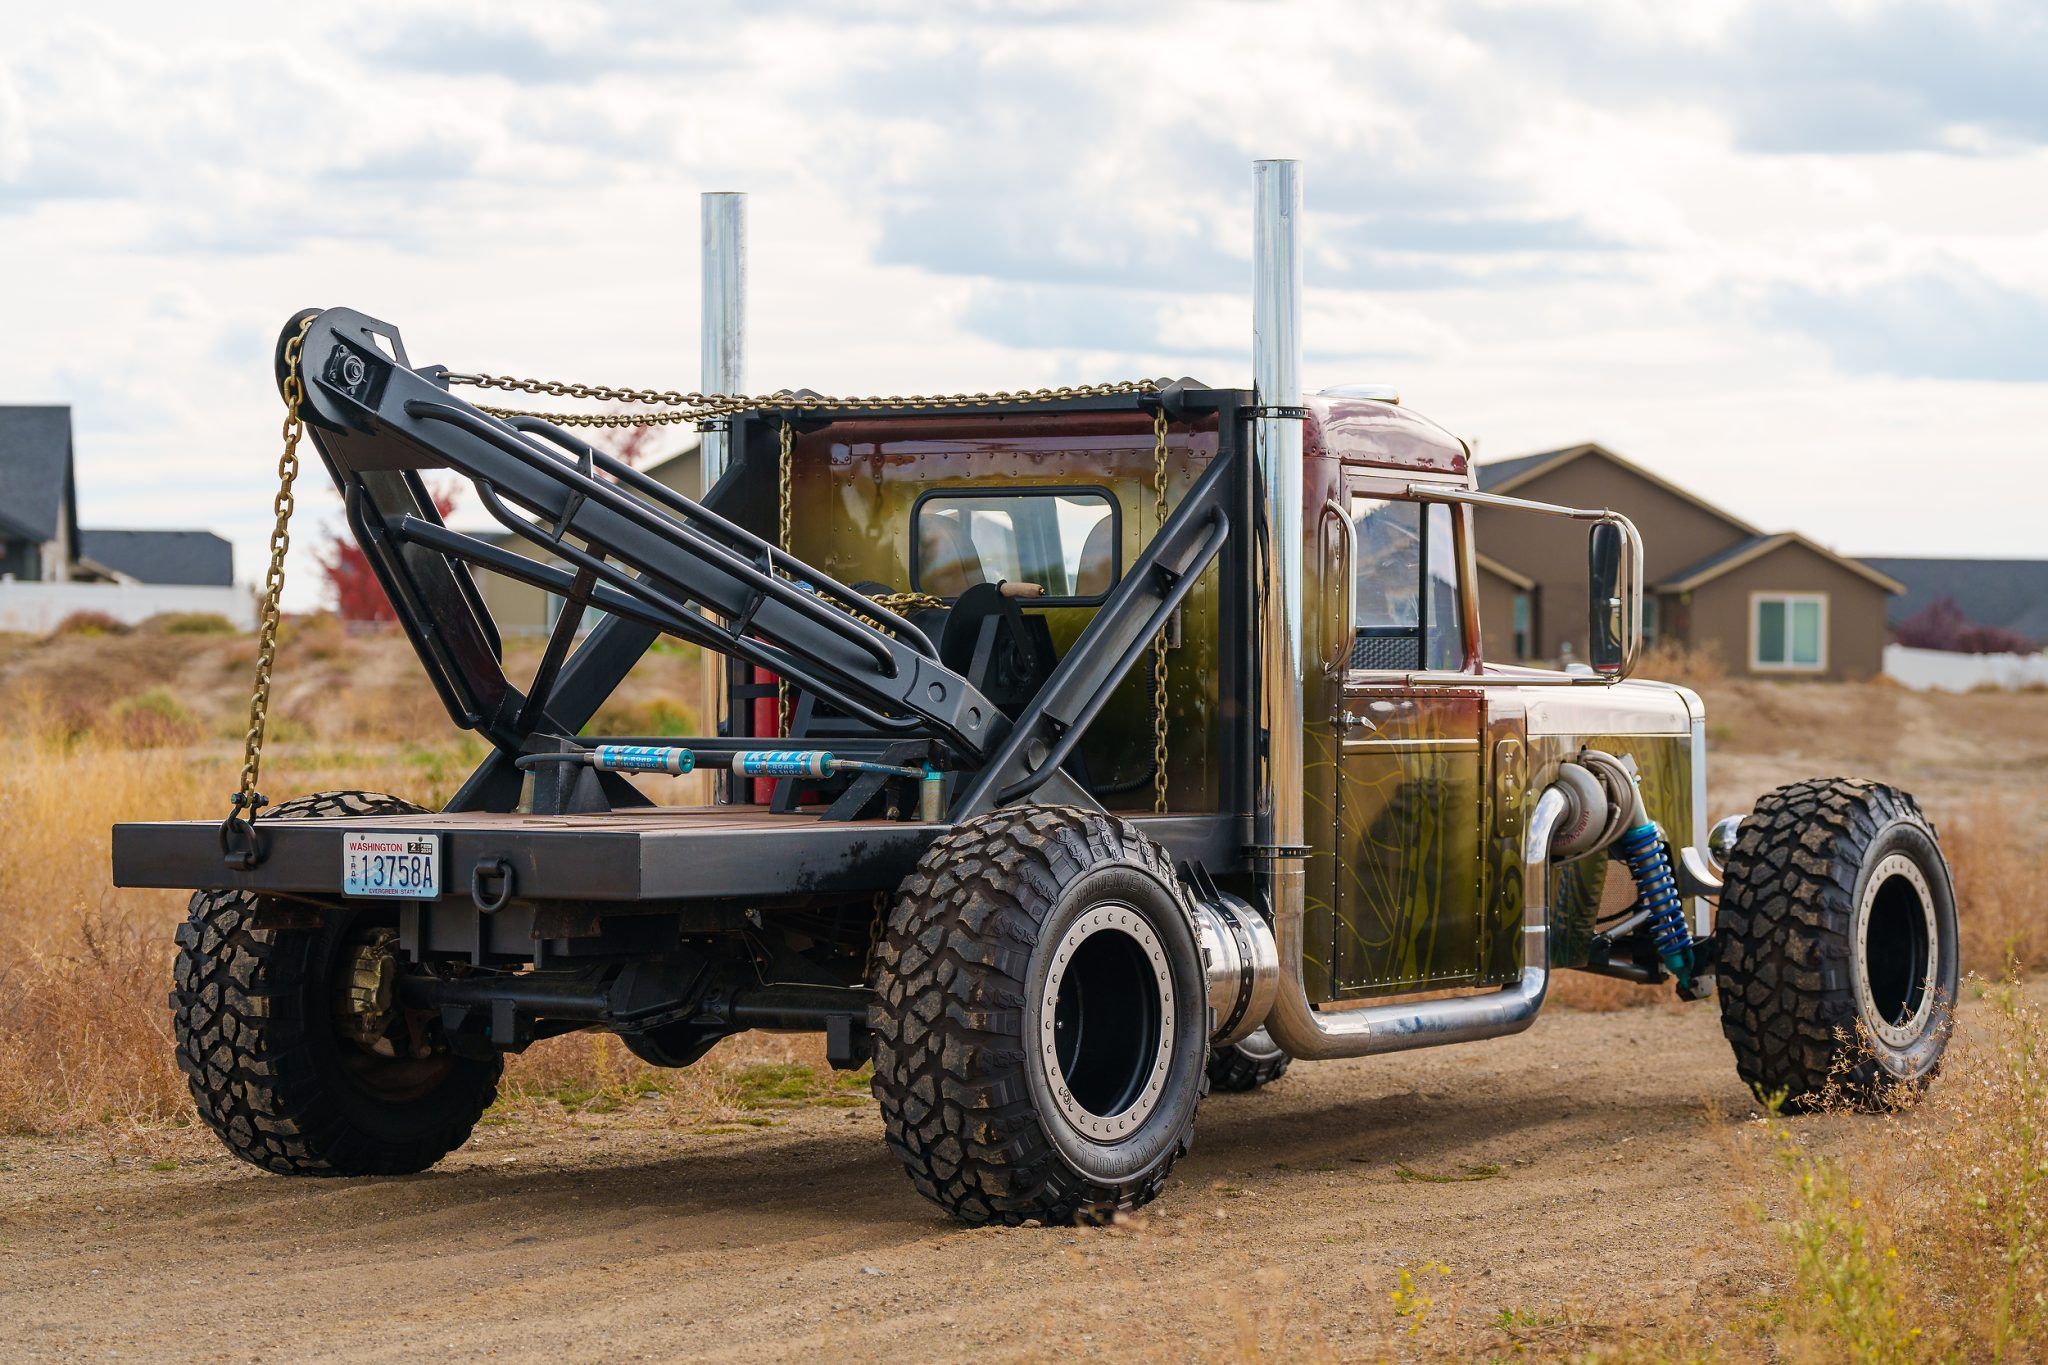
0 405 250 632
1860 558 2048 650
475 440 701 635
1472 443 1903 680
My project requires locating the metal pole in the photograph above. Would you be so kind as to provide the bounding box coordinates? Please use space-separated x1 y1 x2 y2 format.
1251 158 1306 919
700 193 746 484
700 192 745 795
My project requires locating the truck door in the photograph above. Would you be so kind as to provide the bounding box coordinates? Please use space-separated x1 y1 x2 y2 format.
1330 489 1487 997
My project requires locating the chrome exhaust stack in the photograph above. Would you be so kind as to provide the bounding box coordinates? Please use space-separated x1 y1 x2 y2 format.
1242 157 1568 1060
700 191 746 796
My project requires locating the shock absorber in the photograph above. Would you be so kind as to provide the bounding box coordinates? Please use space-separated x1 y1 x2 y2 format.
1615 821 1692 988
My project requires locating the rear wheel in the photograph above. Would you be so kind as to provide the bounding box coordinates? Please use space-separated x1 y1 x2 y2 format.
171 791 501 1175
869 806 1209 1225
1206 1027 1292 1092
1716 778 1958 1111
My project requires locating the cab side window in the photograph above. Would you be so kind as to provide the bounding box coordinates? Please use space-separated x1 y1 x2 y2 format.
1350 497 1464 672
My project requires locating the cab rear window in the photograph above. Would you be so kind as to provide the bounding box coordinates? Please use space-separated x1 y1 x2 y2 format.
912 489 1119 603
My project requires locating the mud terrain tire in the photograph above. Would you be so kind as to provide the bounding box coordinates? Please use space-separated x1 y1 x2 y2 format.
1716 778 1958 1111
1206 1027 1292 1093
171 790 502 1176
869 806 1209 1225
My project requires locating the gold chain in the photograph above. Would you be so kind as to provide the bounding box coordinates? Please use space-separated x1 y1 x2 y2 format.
230 314 314 820
446 374 1159 428
1151 409 1171 815
776 421 794 737
867 591 946 615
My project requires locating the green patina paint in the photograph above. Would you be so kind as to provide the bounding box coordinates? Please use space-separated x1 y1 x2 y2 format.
782 419 1225 812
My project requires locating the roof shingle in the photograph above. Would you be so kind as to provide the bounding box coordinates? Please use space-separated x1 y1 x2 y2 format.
0 405 74 544
1863 558 2048 645
78 529 234 586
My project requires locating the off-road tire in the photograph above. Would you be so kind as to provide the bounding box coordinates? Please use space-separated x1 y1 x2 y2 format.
1716 778 1958 1112
1206 1027 1292 1092
171 790 502 1176
869 806 1209 1226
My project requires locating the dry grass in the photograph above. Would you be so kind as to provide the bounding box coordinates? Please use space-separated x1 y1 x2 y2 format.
1941 796 2048 977
1747 980 2048 1361
1635 637 1728 688
1 625 2043 1144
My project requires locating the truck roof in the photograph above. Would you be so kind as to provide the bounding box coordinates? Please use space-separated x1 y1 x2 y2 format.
1304 390 1469 477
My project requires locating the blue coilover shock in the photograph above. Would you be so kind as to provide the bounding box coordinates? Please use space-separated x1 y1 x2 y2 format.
1615 822 1692 987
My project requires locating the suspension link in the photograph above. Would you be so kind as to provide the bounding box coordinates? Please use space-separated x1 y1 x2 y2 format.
1152 409 1172 815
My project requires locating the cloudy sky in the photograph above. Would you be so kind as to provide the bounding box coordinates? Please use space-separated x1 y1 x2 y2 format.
4 0 2044 606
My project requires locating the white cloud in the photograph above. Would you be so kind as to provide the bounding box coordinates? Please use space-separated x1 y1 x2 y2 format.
2 0 2045 610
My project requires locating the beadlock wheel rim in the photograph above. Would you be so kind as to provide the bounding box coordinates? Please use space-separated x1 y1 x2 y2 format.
1855 852 1939 1050
1038 903 1176 1143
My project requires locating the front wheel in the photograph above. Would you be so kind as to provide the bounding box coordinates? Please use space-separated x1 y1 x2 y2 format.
1715 778 1959 1111
869 806 1210 1225
171 791 502 1175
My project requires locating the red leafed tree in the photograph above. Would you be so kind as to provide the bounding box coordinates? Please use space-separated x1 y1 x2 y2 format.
600 420 661 470
1894 596 2038 655
314 483 460 623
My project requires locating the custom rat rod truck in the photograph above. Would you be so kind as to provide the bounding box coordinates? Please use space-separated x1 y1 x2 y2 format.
114 161 1959 1225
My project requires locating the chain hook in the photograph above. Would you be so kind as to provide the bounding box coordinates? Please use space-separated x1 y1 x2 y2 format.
221 312 313 869
218 788 268 870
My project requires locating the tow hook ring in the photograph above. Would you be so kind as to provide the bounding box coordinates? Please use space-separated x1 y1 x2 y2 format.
218 790 268 871
470 858 515 913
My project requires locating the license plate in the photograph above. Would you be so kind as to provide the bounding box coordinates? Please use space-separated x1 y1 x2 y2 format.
343 831 442 899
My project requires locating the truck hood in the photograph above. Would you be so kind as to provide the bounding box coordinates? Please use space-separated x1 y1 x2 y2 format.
1482 667 1701 738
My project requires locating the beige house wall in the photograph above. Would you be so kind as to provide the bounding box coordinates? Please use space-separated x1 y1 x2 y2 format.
1475 563 1529 663
1677 540 1891 681
1471 453 1752 660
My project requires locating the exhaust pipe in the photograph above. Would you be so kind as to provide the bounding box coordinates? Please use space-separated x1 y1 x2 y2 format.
1244 157 1564 1060
699 191 746 485
1262 785 1567 1059
700 191 746 798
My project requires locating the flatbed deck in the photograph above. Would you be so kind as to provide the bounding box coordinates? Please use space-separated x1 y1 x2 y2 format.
113 809 1240 903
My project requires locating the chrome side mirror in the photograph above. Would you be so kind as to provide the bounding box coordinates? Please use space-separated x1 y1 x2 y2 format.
1586 519 1641 679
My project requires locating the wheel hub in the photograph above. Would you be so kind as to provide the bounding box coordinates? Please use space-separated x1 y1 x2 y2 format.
1038 904 1176 1142
1855 853 1938 1050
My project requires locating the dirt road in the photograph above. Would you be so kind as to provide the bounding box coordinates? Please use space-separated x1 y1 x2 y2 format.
4 997 1822 1361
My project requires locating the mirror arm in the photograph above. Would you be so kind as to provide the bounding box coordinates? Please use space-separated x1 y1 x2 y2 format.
1401 482 1647 685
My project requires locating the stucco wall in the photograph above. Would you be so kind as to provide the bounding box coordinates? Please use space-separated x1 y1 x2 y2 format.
1472 452 1751 659
0 580 255 633
1681 539 1891 680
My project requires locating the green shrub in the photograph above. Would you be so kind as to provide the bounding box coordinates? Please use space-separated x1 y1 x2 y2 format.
152 612 238 636
109 687 200 748
49 610 130 638
583 696 697 738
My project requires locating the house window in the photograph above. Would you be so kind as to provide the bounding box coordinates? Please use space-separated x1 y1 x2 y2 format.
1511 591 1531 660
1642 595 1660 648
1752 593 1826 672
1349 497 1465 672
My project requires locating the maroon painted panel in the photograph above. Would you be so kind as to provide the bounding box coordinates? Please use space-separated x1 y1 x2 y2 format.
1304 395 1469 475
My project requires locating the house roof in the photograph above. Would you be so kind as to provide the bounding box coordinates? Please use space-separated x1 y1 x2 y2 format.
1476 442 1765 541
1657 532 1906 596
1862 557 2048 643
78 529 234 586
0 405 75 544
1474 552 1535 590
